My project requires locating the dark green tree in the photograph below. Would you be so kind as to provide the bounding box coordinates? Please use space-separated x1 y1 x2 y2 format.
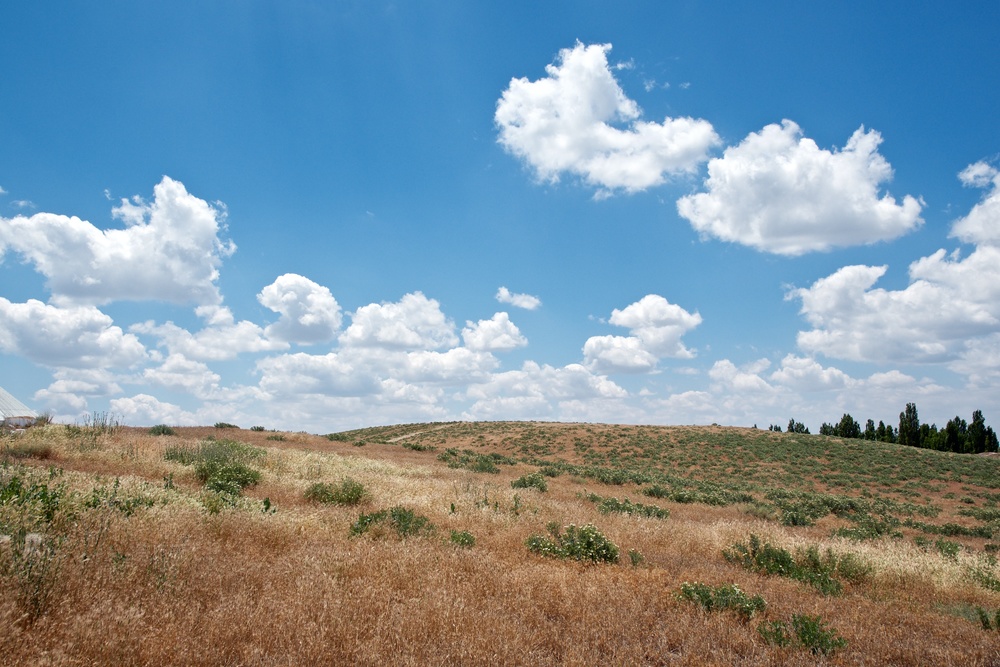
836 413 861 439
863 419 876 440
899 403 920 448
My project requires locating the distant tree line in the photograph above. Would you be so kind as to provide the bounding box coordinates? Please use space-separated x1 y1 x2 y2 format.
799 403 998 454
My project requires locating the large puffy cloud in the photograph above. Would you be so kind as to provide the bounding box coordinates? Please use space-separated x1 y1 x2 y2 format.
141 354 222 400
34 369 124 415
462 312 528 351
0 297 147 368
258 274 342 345
496 42 719 196
340 292 458 350
110 394 201 427
677 120 923 255
464 361 628 420
787 159 1000 386
0 176 235 305
132 305 286 361
584 294 701 373
256 352 381 397
768 354 852 392
789 247 1000 363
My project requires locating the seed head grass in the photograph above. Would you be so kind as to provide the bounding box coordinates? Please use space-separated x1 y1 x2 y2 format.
2 422 1000 665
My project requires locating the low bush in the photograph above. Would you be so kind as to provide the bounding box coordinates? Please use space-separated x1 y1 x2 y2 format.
677 582 766 621
526 523 619 564
791 614 848 655
303 478 367 506
511 472 547 492
164 439 264 497
587 494 669 519
724 534 870 596
148 425 176 436
214 422 239 429
350 506 435 539
449 530 475 548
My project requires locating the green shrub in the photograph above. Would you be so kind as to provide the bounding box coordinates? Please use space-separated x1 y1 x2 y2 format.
214 422 239 429
304 478 367 506
757 620 792 647
936 539 961 560
148 424 176 436
266 434 286 441
164 439 264 497
526 523 619 564
628 549 644 566
350 506 435 539
724 534 870 596
588 494 669 519
677 581 766 620
401 442 436 452
449 530 476 548
250 426 265 432
757 615 847 655
511 472 548 492
792 614 848 655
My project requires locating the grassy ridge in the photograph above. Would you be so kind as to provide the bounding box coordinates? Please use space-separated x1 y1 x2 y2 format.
2 421 1000 665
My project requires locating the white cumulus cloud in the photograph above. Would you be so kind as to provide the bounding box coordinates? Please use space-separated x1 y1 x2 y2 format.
952 161 1000 246
462 312 528 351
496 286 541 310
132 305 286 361
584 294 701 373
677 120 923 255
258 273 342 345
0 176 235 306
0 298 147 369
496 42 718 196
340 292 458 350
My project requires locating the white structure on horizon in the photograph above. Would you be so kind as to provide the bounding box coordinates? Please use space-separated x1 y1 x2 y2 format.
0 385 38 428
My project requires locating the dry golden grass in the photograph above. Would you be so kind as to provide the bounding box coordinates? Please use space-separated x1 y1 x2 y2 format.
1 423 999 665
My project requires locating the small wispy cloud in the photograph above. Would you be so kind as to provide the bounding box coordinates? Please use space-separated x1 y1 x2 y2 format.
496 286 541 310
0 185 7 196
12 200 35 210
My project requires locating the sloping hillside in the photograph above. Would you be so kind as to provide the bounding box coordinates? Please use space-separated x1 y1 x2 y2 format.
2 421 1000 665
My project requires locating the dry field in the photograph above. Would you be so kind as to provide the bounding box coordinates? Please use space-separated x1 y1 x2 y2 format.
2 420 1000 665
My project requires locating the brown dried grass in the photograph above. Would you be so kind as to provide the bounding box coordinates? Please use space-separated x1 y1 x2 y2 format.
1 425 999 666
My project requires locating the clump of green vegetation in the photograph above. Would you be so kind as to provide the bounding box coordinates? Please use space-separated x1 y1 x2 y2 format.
759 614 848 655
449 529 475 548
437 448 515 474
723 534 870 596
84 479 154 517
677 582 766 621
250 426 266 432
350 506 435 538
148 424 176 436
401 442 436 452
975 607 1000 631
526 523 619 564
586 493 669 519
325 432 349 442
511 472 548 492
266 434 286 442
303 478 367 506
214 422 239 429
164 439 264 497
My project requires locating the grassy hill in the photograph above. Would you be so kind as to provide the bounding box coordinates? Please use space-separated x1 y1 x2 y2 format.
3 420 1000 665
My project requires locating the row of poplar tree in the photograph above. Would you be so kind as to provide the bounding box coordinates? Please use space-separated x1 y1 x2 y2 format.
769 404 999 454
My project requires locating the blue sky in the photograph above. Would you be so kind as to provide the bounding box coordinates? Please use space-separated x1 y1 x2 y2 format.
2 2 1000 433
